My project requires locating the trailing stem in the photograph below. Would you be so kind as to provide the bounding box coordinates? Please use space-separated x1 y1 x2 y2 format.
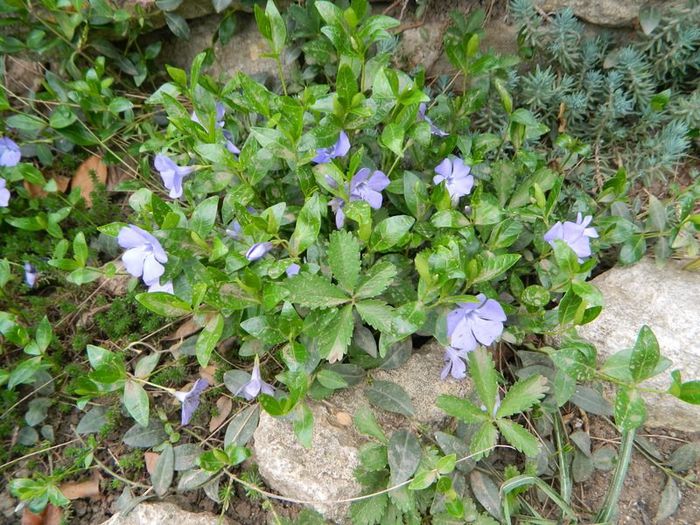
595 428 636 523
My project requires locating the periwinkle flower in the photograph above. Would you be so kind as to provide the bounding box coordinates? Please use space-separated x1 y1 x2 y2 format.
0 178 10 207
191 102 226 128
349 168 390 209
226 220 242 240
117 225 168 287
286 263 300 277
173 378 209 425
235 357 274 401
447 294 507 351
544 212 598 262
246 242 273 262
24 263 38 288
148 280 174 294
441 346 470 380
418 103 448 137
330 197 346 229
433 157 474 201
154 154 195 199
0 137 21 167
223 130 240 155
313 131 350 164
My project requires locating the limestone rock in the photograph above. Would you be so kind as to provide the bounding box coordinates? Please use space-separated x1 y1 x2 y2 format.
534 0 646 27
156 13 295 83
576 257 700 431
253 341 473 523
101 502 234 525
396 21 446 74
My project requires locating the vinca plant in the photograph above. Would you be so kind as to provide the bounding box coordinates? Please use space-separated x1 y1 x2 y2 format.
0 0 698 523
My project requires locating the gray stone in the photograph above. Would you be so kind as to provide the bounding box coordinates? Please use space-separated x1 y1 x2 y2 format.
101 501 234 525
396 21 446 74
156 13 295 83
253 341 473 523
576 257 700 431
534 0 646 27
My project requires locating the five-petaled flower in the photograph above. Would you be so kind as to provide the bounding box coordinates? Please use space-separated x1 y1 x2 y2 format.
441 346 470 380
447 294 507 352
286 263 300 277
24 263 38 288
118 225 168 289
173 378 209 425
0 137 21 167
433 157 474 201
235 357 274 401
0 178 10 207
154 154 195 199
418 103 448 137
246 242 273 262
330 168 390 229
543 212 598 262
313 131 350 164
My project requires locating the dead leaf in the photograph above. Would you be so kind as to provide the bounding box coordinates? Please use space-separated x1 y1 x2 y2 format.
72 155 107 207
21 504 62 525
23 175 71 198
59 475 100 500
106 164 134 191
199 365 217 384
209 396 233 432
163 317 201 341
144 451 160 476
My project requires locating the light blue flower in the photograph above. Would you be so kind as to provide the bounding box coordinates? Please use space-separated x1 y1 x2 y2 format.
173 378 209 425
447 294 506 352
246 242 273 262
434 157 474 201
235 357 274 401
441 346 470 380
24 263 38 288
0 137 21 167
544 213 598 262
117 225 168 288
154 154 194 199
286 263 300 277
0 178 10 207
313 131 350 164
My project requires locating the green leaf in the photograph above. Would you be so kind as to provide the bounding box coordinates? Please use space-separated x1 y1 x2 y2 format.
403 171 430 220
355 300 394 333
195 313 224 367
122 419 167 448
355 260 397 299
224 405 260 447
675 381 700 405
123 380 149 427
521 285 550 307
496 375 548 418
152 444 175 496
436 395 488 423
136 292 191 317
191 196 219 238
317 304 354 362
35 316 52 353
336 64 358 104
369 215 414 252
365 380 415 417
286 274 349 308
571 386 613 416
469 470 502 521
6 114 45 132
380 123 405 157
289 193 322 257
654 478 681 523
387 429 421 484
472 253 521 284
353 405 387 443
629 325 660 383
614 387 646 431
265 0 286 53
49 106 77 129
470 421 498 460
328 230 361 292
468 347 499 416
292 403 314 449
350 493 388 525
639 5 661 35
316 369 349 390
164 12 190 39
496 419 540 457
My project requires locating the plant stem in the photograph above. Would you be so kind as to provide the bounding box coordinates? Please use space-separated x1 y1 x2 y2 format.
275 56 287 96
553 411 572 505
595 428 636 523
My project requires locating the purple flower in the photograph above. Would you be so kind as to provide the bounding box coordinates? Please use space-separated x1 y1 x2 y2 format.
246 242 273 261
226 220 242 240
24 263 38 288
349 168 390 209
418 103 448 137
330 197 346 229
441 346 470 380
313 131 350 164
0 137 21 167
544 212 599 262
0 178 10 207
154 154 195 199
148 280 174 294
173 378 209 425
223 130 240 155
191 102 226 128
447 294 507 351
286 263 300 277
117 225 168 287
433 157 474 201
235 357 274 401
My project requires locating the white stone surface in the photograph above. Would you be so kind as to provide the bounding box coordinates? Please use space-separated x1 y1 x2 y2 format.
101 502 233 525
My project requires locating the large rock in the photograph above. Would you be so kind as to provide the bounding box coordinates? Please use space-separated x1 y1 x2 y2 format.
156 13 295 83
252 341 473 523
534 0 648 27
101 502 234 525
576 257 700 431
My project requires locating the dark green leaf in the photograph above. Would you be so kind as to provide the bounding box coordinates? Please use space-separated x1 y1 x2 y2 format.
123 380 149 427
328 230 361 292
365 380 414 417
286 274 349 308
136 292 191 317
151 444 174 496
387 429 421 484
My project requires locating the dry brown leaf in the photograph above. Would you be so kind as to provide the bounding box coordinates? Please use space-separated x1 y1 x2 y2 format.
199 365 217 384
72 155 107 207
59 475 100 500
209 396 233 432
21 504 62 525
163 317 200 341
144 451 160 476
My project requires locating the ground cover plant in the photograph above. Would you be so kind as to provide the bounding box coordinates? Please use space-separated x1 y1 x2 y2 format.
0 0 699 523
